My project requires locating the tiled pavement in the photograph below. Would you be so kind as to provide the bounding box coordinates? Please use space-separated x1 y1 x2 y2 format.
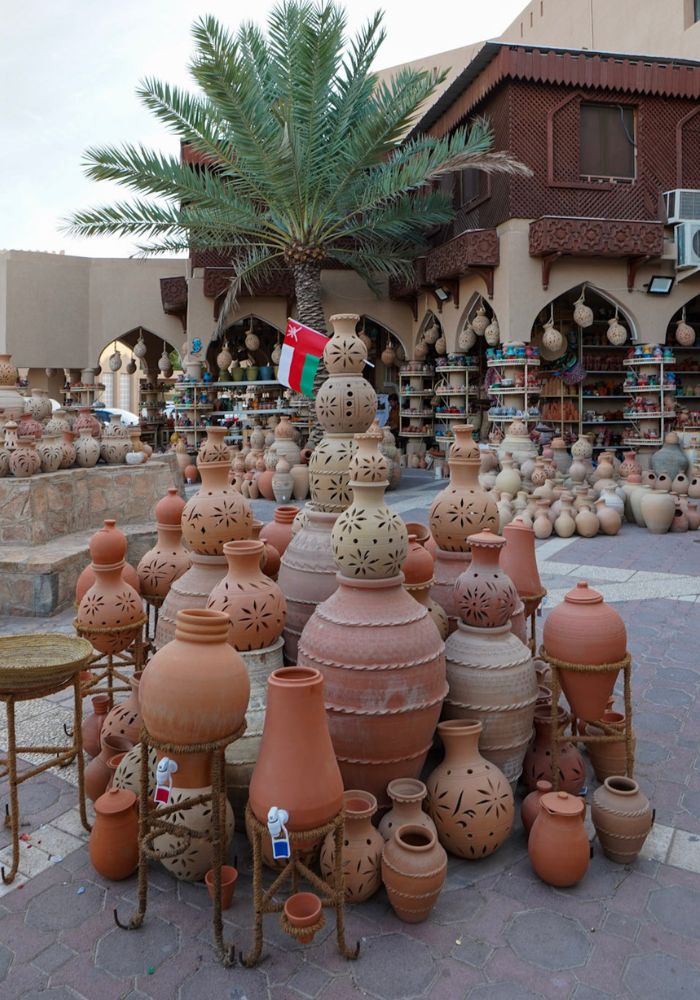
1 471 700 998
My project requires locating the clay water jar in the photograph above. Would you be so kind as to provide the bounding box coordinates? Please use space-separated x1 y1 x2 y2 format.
591 777 654 864
528 790 590 887
378 779 437 842
283 892 322 944
81 694 110 758
76 519 141 602
381 824 447 923
205 865 238 910
76 523 144 656
499 520 544 618
320 790 384 903
181 460 253 555
259 505 300 558
454 529 518 628
137 488 190 599
206 539 287 651
429 439 497 551
520 780 553 837
89 787 139 881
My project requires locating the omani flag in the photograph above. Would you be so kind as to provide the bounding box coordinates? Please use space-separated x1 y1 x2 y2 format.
277 319 328 398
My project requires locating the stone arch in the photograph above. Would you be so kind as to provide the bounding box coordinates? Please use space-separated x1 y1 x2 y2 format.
664 292 700 346
528 282 639 346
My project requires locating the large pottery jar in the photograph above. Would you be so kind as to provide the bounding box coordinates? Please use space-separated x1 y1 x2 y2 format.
542 581 626 724
249 667 344 833
640 491 676 534
521 713 586 794
37 434 63 474
528 791 589 887
181 460 252 555
9 437 41 477
137 488 190 599
260 505 299 558
591 776 653 864
155 554 227 648
89 788 139 881
207 539 286 650
499 520 544 620
426 720 514 859
74 427 100 468
378 779 437 842
429 425 497 551
320 790 384 903
381 825 447 923
651 432 688 480
76 522 144 655
298 575 446 803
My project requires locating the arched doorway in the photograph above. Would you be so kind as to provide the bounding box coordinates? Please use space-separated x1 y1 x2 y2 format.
665 296 700 438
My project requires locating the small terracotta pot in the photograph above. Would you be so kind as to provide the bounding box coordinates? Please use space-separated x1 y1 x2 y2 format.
381 824 447 923
520 780 553 837
205 865 238 910
528 790 590 887
378 778 437 842
320 790 384 903
283 892 322 944
81 694 110 758
591 776 654 864
89 787 139 880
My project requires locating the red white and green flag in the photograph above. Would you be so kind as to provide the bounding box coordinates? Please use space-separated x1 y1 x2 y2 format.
277 319 328 398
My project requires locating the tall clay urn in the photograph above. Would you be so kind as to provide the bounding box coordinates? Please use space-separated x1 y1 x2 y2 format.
249 667 344 833
542 582 626 723
528 791 589 887
426 720 514 859
499 520 544 619
207 540 286 651
181 460 253 555
137 488 190 599
76 522 144 655
428 425 497 551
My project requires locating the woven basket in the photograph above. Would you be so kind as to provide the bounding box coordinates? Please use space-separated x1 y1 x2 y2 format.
0 634 93 695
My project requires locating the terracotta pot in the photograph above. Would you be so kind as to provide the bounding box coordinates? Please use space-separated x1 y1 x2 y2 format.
377 778 437 842
429 431 498 551
100 672 142 749
277 508 339 662
181 460 253 555
431 548 471 635
298 575 446 804
154 553 227 649
619 450 641 478
205 865 238 909
38 434 64 473
454 529 518 628
18 412 43 440
89 787 139 880
320 790 384 903
259 505 299 558
584 711 635 782
60 430 77 468
10 436 41 477
81 694 110 758
591 776 653 864
197 426 230 466
249 667 343 832
528 790 589 887
381 825 447 923
443 621 536 788
426 720 514 859
251 520 281 580
154 784 234 881
595 499 621 536
521 780 553 837
402 535 434 588
499 521 544 618
651 432 688 480
206 540 286 650
137 489 190 599
576 505 599 537
494 456 522 496
640 490 675 534
76 520 141 603
404 522 430 547
542 582 626 723
283 892 322 944
76 524 144 656
521 713 586 795
85 734 134 803
74 407 101 439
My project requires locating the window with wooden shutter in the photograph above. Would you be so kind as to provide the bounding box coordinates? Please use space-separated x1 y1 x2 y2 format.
580 104 636 181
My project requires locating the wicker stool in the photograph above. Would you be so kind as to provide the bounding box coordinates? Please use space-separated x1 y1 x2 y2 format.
0 633 93 883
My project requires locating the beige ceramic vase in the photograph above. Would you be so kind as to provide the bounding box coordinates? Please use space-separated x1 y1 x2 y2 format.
426 720 514 859
37 434 63 473
75 427 101 468
429 426 497 551
137 488 190 599
207 539 287 651
181 460 253 555
197 425 230 465
640 491 675 534
10 436 41 477
320 790 384 903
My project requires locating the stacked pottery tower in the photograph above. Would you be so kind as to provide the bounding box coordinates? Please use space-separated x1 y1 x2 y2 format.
298 430 447 803
278 314 378 659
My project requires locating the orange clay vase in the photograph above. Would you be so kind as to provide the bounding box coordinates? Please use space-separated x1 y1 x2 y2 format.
154 553 227 649
89 787 139 881
81 694 109 758
542 581 627 723
181 459 253 555
298 575 446 804
251 520 281 580
76 519 141 603
249 667 344 833
528 790 590 887
100 671 142 748
520 779 553 837
76 523 144 655
206 540 286 651
591 776 653 864
320 790 384 903
521 712 586 795
84 733 134 803
137 488 190 599
428 426 497 551
381 824 447 923
499 520 544 619
259 505 299 558
378 778 437 842
453 529 519 628
197 425 230 465
426 720 514 859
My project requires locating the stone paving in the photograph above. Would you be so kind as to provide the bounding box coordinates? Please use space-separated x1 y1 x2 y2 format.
1 470 700 999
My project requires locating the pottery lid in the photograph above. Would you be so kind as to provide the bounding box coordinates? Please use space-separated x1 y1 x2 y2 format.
89 519 127 565
540 791 585 817
469 528 506 550
564 581 603 605
94 787 136 815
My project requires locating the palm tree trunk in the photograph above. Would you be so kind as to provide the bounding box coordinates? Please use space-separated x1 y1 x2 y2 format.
292 262 328 451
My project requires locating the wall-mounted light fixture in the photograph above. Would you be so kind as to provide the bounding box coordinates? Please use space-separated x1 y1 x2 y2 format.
645 275 675 295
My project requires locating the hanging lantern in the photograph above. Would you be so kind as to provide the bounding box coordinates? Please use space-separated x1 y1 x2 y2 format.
395 340 406 363
216 340 233 373
158 347 173 378
676 309 696 347
271 341 282 365
471 304 489 336
381 338 396 366
108 343 123 372
607 310 627 346
573 289 594 328
357 324 372 355
541 313 564 354
434 335 447 355
133 332 148 359
414 339 428 361
484 318 500 346
126 357 137 375
422 315 439 345
458 324 476 352
245 325 260 352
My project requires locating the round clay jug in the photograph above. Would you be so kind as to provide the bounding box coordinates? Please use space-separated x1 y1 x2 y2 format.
591 776 653 864
298 575 447 804
453 529 518 627
381 824 447 923
320 790 384 902
76 520 141 603
595 499 621 536
521 780 553 837
81 694 110 758
100 672 142 748
181 460 253 555
521 712 586 794
640 490 675 533
10 437 41 477
575 505 599 537
429 429 497 551
140 609 250 745
89 787 139 880
37 434 63 473
74 427 101 468
207 539 286 650
378 779 437 842
528 791 590 887
137 496 190 600
426 720 514 859
260 505 300 559
249 667 344 833
533 501 553 539
542 582 626 723
76 527 144 656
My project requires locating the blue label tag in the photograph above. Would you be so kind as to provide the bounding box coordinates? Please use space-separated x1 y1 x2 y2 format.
272 835 291 860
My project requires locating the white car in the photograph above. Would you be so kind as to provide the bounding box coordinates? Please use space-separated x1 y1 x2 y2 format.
93 407 140 427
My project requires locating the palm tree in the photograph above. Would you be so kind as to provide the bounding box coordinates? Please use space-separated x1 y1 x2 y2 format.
66 1 530 438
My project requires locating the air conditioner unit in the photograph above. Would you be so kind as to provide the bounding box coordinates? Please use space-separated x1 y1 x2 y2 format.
664 189 700 224
675 222 700 268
